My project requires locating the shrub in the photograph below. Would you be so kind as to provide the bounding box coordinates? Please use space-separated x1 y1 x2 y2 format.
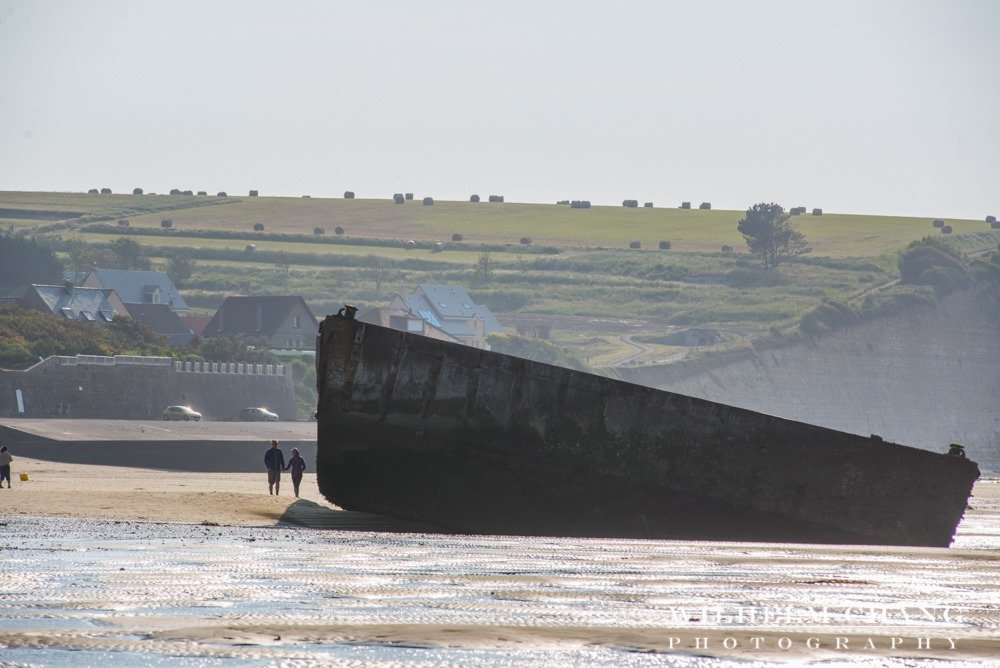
986 215 996 224
343 191 354 199
88 188 99 194
117 219 129 227
570 200 591 209
313 227 325 235
132 187 143 195
470 194 480 202
941 225 952 234
658 240 671 250
253 223 264 232
197 190 207 196
452 233 463 242
699 202 711 210
182 190 193 196
898 237 970 292
721 245 734 253
334 226 344 236
393 194 405 204
432 242 444 252
680 201 691 209
812 208 823 216
520 237 532 245
405 240 416 248
629 240 641 249
644 202 653 208
622 199 638 208
932 219 945 228
488 195 504 203
405 193 413 200
423 197 434 206
245 244 256 253
160 219 173 229
100 187 112 194
217 191 227 197
249 190 259 197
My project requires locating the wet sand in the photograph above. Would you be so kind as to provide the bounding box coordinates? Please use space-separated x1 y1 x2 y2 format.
0 458 997 665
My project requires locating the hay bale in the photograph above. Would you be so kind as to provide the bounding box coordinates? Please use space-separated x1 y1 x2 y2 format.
659 240 671 250
132 187 143 195
520 237 532 245
314 227 325 235
570 200 591 209
405 240 416 249
334 226 345 236
941 225 953 234
812 208 823 216
182 190 193 196
699 202 711 210
169 189 181 195
100 187 112 194
217 191 227 197
117 219 129 227
622 199 638 208
488 195 504 203
629 240 641 249
253 223 265 231
245 244 256 253
161 219 173 229
432 242 444 252
88 188 99 194
991 221 1000 229
405 193 413 200
393 194 405 204
933 219 945 228
423 197 434 206
249 190 258 197
721 244 734 253
644 202 653 208
302 195 310 198
344 191 355 199
557 200 570 205
470 194 481 202
680 201 691 209
452 233 463 242
197 191 207 196
986 215 997 224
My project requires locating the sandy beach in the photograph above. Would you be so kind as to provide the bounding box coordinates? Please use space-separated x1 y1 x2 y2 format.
1 453 998 665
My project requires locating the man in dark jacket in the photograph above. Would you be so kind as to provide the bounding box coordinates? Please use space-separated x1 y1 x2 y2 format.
264 440 285 495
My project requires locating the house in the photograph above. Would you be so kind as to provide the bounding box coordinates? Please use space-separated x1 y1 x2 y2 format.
179 314 213 338
388 284 502 349
203 296 317 349
358 306 461 344
81 268 189 315
19 282 128 323
124 302 196 347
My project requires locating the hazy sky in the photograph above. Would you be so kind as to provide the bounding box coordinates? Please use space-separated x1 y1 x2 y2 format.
1 0 997 218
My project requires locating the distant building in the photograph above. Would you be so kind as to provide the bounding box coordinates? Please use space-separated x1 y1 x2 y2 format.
19 283 127 323
388 284 502 349
81 268 189 315
203 296 317 349
124 302 196 347
358 306 461 344
179 315 213 338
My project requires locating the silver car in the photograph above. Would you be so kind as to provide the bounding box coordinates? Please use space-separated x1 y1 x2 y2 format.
239 407 279 422
162 405 202 421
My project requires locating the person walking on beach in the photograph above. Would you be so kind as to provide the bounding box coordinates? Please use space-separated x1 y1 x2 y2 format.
264 440 285 495
0 445 12 489
284 447 307 498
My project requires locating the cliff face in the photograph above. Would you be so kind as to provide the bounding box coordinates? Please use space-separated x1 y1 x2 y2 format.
623 286 1000 472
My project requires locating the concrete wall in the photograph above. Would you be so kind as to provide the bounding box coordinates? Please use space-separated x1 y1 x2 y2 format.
0 356 296 421
620 285 1000 472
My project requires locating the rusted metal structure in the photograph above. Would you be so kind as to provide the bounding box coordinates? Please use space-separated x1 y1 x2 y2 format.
316 310 979 546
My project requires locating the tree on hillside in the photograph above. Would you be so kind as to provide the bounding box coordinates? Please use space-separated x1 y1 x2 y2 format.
737 202 810 269
474 251 495 285
363 253 391 294
167 250 194 285
110 237 151 271
0 233 63 292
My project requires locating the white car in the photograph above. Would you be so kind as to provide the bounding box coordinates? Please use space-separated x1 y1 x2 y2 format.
239 407 279 422
162 405 202 421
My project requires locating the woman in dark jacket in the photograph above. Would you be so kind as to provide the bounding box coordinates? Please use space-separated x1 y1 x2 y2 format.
284 447 307 498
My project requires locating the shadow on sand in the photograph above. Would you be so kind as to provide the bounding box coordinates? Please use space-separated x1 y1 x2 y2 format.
278 498 444 533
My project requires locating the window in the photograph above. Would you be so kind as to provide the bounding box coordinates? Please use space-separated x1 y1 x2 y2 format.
60 307 74 318
81 311 96 321
438 302 449 308
293 316 301 328
462 303 472 309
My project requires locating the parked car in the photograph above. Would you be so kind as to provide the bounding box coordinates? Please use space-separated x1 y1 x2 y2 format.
162 405 202 421
239 407 279 422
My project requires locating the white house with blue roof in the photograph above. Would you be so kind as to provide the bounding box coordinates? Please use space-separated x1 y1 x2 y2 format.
81 268 189 315
388 284 502 349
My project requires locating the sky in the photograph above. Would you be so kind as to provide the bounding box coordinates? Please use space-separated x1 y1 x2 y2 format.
1 0 997 218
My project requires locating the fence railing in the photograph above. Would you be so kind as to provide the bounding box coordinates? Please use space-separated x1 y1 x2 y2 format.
174 361 286 376
55 355 174 367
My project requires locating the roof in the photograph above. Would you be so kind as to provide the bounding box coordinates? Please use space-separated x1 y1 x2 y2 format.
179 315 213 337
84 269 188 311
124 302 195 346
415 284 502 334
358 306 460 343
204 296 317 337
25 284 120 322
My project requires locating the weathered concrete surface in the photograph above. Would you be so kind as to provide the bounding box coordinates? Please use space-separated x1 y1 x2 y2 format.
317 314 980 547
0 356 296 421
620 286 1000 473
